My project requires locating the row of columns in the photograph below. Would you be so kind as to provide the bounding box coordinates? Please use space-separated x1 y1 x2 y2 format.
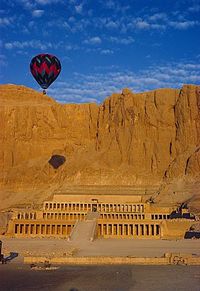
100 214 145 220
17 212 36 220
98 204 144 212
98 223 160 237
44 202 145 213
44 203 91 211
14 223 74 236
43 212 86 220
13 222 160 238
151 214 170 220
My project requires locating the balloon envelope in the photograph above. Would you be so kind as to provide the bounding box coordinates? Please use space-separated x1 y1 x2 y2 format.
30 54 61 89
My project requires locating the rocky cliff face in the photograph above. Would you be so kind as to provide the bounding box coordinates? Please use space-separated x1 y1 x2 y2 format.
0 84 199 211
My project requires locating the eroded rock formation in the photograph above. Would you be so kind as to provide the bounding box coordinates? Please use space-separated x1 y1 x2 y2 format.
0 84 199 211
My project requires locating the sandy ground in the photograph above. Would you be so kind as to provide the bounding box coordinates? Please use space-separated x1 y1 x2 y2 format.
1 237 200 291
0 264 200 291
1 237 200 263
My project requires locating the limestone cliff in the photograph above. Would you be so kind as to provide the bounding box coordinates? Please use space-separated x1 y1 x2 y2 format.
0 84 199 211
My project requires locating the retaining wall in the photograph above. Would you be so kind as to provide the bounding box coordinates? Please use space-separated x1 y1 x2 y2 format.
24 254 200 265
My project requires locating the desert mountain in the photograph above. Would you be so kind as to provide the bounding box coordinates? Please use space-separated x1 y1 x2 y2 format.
0 84 199 212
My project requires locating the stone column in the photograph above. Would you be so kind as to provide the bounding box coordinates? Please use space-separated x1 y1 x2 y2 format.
125 224 128 235
56 203 59 211
106 224 108 235
135 224 138 236
143 224 145 236
126 224 129 235
26 224 30 235
151 224 154 236
22 224 25 235
156 225 160 236
137 224 140 236
144 224 147 236
121 224 124 236
39 224 41 235
44 224 47 235
149 224 153 236
99 224 102 236
49 225 51 235
116 224 119 236
153 224 156 236
148 224 150 236
127 224 130 236
33 224 36 235
51 224 54 235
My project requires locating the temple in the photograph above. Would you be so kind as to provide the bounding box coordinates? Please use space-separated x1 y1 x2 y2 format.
6 193 195 240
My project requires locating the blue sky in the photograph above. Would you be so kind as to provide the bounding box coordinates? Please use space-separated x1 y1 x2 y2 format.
0 0 200 103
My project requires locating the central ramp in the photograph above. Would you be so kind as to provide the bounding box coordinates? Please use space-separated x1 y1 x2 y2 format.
69 212 99 242
85 211 100 220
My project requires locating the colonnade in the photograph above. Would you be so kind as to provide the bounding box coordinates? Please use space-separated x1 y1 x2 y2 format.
42 212 145 220
43 212 86 220
100 213 145 220
44 202 145 213
151 214 170 220
17 212 36 220
14 222 74 236
15 212 169 221
98 223 160 237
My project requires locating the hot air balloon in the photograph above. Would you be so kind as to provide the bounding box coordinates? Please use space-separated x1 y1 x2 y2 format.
30 54 61 94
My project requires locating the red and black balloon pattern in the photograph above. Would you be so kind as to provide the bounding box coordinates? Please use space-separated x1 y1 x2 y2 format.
30 54 61 90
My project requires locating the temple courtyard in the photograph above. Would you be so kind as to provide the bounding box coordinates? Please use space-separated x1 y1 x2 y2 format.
1 237 200 262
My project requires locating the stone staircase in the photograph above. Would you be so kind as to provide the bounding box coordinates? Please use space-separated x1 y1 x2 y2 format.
68 212 100 242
